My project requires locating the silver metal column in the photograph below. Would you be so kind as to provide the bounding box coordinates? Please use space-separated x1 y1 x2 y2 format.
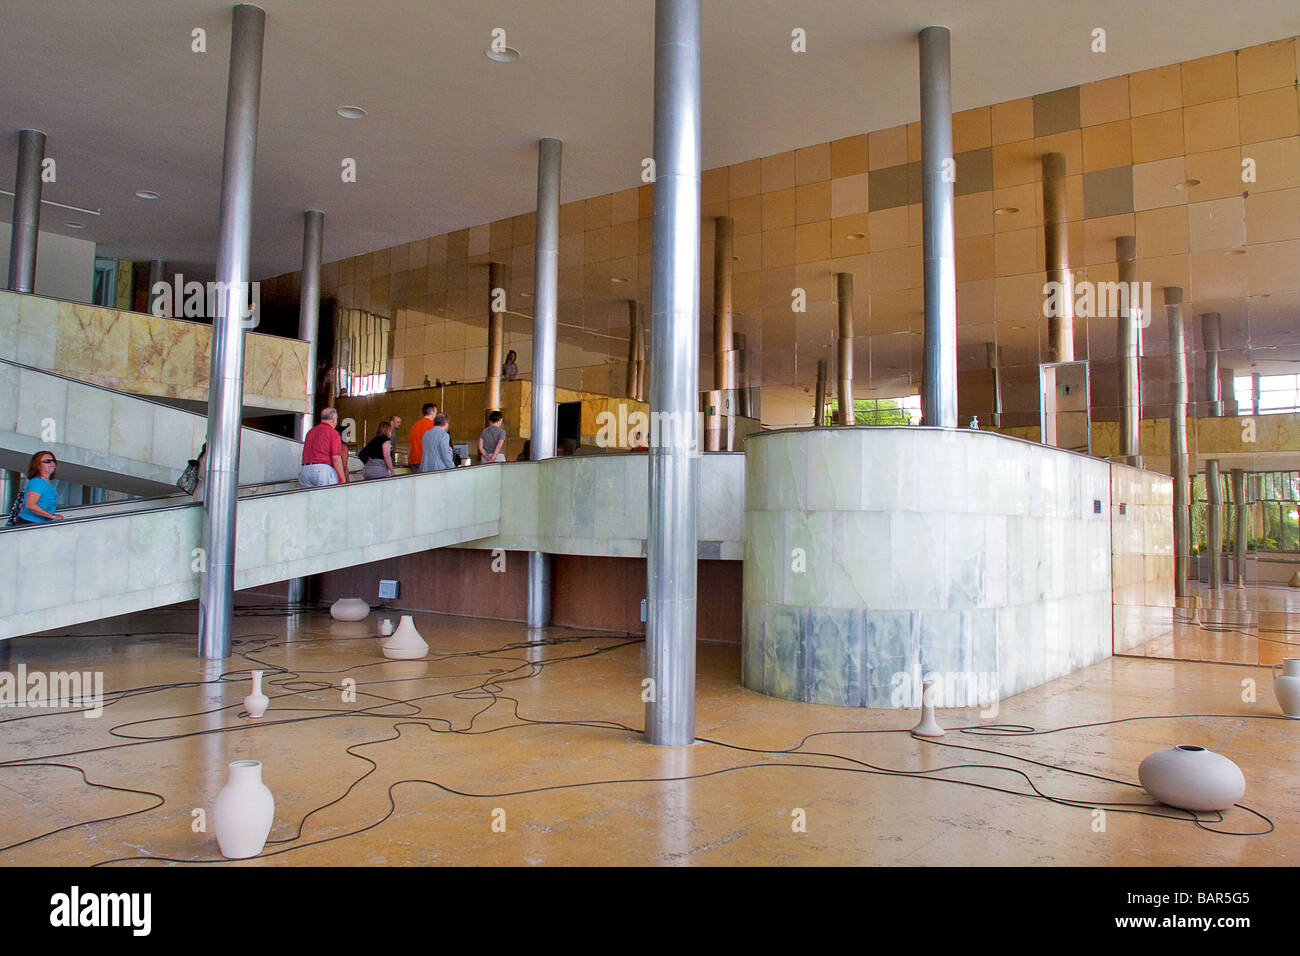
645 0 701 747
986 341 1003 428
297 210 324 440
1206 460 1223 590
148 260 167 314
635 324 647 402
486 261 506 413
919 26 958 428
814 358 827 427
1166 287 1191 598
1201 312 1222 417
7 129 45 293
626 300 640 399
735 331 750 418
198 3 266 660
288 209 323 608
709 215 735 451
1116 236 1141 466
1231 468 1247 586
1042 152 1074 362
527 136 561 629
1219 366 1238 416
1201 310 1223 590
836 272 854 425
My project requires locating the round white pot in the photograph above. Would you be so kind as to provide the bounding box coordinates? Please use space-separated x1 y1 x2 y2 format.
1275 658 1300 718
1138 745 1245 812
330 598 370 621
243 669 269 719
382 614 428 660
213 760 275 859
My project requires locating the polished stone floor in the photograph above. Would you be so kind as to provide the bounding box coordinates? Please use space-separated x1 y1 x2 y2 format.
1121 584 1300 665
0 602 1295 866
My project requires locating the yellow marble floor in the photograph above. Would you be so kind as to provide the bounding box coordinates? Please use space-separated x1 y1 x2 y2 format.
0 604 1295 866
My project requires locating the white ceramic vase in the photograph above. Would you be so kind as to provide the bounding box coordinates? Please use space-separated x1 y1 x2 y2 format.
213 760 275 859
1275 658 1300 718
382 614 428 660
1138 745 1245 812
378 618 394 637
330 597 370 621
244 669 269 719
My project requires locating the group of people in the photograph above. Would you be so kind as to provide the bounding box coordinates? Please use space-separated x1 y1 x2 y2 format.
298 404 510 487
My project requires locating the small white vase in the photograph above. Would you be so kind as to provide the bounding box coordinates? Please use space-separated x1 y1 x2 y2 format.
378 618 394 637
1138 745 1245 812
243 670 269 719
1275 658 1300 718
213 760 275 859
382 614 428 660
330 597 370 621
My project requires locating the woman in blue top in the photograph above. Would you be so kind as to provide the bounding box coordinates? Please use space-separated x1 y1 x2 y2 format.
19 450 65 523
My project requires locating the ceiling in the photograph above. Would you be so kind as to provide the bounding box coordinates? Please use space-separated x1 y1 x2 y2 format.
2 0 1297 283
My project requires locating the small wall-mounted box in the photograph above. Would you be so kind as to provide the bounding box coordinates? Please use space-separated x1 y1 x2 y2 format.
378 579 399 600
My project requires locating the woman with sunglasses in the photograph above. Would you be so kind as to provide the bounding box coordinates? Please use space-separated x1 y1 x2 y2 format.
18 450 65 523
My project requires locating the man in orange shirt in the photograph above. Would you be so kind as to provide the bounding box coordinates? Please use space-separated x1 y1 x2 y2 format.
407 403 438 468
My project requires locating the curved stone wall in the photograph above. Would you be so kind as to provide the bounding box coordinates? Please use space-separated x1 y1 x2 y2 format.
742 426 1127 709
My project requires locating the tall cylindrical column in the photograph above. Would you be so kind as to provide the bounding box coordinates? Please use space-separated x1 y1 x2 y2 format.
836 272 854 425
1042 152 1074 362
1206 460 1222 590
1201 312 1222 417
626 300 640 399
1166 287 1191 597
297 209 324 439
734 331 750 418
919 26 958 428
712 216 734 394
486 261 506 413
1116 236 1141 466
635 324 647 402
7 129 46 293
986 341 1003 428
198 3 266 660
707 216 734 451
148 260 167 314
645 0 701 747
1231 468 1247 586
527 137 561 629
1219 366 1237 416
814 359 828 427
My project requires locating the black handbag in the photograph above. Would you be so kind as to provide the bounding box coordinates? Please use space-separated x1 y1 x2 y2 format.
5 484 25 526
177 460 200 495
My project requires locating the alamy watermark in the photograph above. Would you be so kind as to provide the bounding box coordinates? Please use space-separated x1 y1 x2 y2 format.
891 670 999 718
0 664 105 718
1043 280 1153 328
150 273 260 328
594 402 700 452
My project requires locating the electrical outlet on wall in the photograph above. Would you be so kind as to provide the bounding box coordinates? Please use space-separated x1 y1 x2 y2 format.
640 598 647 623
378 579 399 600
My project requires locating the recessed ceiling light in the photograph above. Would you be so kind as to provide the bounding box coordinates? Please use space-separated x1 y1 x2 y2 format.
611 276 629 283
486 46 521 63
64 221 86 229
993 206 1019 216
1225 248 1247 256
1249 293 1271 299
1173 179 1201 190
520 291 534 298
730 255 740 260
847 232 867 240
336 106 367 119
135 190 160 200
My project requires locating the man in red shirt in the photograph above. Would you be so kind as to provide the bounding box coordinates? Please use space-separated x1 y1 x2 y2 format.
407 403 438 468
300 407 349 486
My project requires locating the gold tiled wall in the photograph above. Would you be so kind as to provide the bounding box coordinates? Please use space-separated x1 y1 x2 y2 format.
264 35 1300 433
